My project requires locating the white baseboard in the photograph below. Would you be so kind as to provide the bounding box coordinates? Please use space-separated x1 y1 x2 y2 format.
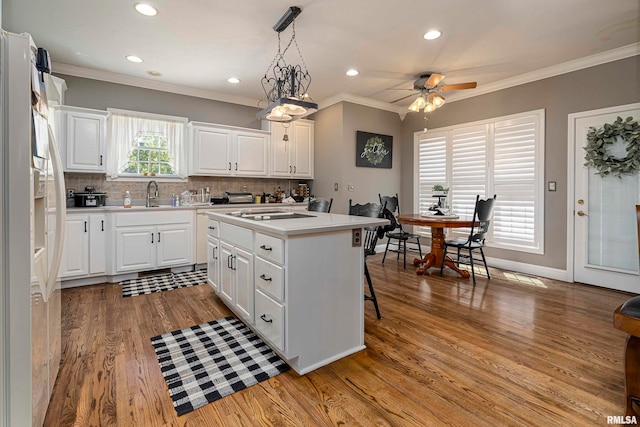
485 257 570 282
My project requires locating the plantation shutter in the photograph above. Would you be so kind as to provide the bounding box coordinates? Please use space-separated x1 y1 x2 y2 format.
416 130 447 234
449 125 487 237
491 115 542 250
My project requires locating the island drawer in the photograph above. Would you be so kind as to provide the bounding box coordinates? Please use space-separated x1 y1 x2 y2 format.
255 233 284 265
220 222 253 251
255 290 285 352
255 257 284 301
207 219 219 238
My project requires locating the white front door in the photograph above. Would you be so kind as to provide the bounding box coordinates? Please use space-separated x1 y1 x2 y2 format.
571 103 640 293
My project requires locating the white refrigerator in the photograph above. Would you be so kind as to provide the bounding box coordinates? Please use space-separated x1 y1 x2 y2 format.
0 32 67 426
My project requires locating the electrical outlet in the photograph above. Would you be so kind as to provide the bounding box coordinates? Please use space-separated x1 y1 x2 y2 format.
348 184 355 192
352 228 362 247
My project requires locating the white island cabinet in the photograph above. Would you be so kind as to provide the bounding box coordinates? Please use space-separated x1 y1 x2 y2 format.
207 210 387 374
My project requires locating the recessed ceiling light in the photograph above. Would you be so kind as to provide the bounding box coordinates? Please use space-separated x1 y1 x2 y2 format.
135 3 158 16
147 70 162 77
227 77 240 84
346 69 359 77
126 55 143 63
423 30 442 40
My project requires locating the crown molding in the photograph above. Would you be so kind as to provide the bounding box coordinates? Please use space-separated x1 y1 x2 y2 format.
52 62 260 108
443 42 640 103
318 92 407 115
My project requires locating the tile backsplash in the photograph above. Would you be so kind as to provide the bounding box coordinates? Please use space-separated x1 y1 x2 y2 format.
64 173 311 206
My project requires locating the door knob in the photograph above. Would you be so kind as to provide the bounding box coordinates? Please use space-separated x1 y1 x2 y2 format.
577 211 587 216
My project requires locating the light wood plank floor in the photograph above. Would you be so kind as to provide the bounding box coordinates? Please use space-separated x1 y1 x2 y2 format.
45 255 633 426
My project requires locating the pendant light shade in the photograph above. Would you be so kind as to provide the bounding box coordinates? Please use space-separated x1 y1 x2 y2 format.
257 7 317 122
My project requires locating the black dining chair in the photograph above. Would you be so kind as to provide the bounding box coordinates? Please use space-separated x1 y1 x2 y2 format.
308 197 333 213
440 194 497 285
348 199 390 319
379 194 422 269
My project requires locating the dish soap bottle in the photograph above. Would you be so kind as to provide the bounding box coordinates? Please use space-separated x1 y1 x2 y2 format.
123 191 132 208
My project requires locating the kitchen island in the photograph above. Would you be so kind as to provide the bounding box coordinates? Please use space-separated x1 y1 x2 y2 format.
206 210 388 374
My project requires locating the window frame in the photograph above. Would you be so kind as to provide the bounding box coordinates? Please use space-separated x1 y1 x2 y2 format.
413 109 545 255
106 108 188 182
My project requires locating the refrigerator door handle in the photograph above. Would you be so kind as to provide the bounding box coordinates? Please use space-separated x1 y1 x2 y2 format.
45 124 67 298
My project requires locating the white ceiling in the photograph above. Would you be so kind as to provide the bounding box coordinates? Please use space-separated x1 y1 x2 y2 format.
4 0 640 112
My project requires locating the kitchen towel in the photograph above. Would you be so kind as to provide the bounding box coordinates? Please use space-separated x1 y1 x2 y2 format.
151 316 289 416
120 270 207 297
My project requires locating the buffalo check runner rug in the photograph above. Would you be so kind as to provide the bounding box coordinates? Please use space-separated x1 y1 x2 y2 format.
120 270 207 297
151 316 290 416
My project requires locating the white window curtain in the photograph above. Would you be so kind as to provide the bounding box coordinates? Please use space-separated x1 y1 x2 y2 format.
414 109 545 254
107 109 187 179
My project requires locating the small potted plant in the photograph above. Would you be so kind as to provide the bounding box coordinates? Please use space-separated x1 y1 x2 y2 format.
432 184 449 195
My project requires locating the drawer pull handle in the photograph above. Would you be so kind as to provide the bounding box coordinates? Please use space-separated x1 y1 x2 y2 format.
208 226 216 230
260 314 273 324
259 274 272 282
260 245 272 251
212 247 217 260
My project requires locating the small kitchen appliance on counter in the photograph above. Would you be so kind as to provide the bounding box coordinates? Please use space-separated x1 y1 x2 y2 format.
225 191 254 204
74 186 107 207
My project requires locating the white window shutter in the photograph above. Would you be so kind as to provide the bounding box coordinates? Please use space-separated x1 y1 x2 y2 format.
416 130 447 235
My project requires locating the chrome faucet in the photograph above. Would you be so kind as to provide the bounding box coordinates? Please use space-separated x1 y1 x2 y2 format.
146 180 159 207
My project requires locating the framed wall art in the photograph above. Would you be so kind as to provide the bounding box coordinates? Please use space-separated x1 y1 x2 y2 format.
356 131 392 168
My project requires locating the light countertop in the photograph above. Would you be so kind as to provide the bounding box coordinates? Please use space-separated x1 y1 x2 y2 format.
65 202 306 213
208 211 389 237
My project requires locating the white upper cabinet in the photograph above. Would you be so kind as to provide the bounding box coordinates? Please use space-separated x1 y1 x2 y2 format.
188 122 269 177
269 119 314 178
54 106 108 173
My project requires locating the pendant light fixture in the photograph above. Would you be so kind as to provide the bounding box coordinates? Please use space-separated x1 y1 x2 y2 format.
257 6 318 122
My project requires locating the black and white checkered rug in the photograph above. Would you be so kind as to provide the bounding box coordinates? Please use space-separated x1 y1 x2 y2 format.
151 316 289 416
121 270 208 297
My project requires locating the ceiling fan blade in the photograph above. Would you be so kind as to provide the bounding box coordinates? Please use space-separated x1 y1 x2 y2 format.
390 93 417 103
425 73 445 87
440 82 477 91
384 88 415 91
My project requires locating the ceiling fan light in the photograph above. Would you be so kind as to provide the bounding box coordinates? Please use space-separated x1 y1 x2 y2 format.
431 93 445 107
424 102 435 113
408 103 420 112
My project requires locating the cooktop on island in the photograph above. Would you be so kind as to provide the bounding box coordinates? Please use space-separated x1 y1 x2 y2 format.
227 211 317 221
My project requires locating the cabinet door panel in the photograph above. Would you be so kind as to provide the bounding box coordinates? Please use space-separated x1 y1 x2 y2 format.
207 237 220 291
270 124 291 176
65 113 105 172
192 127 232 175
220 241 234 304
60 216 89 278
115 227 155 273
156 224 193 267
89 214 106 275
293 122 313 178
234 247 254 323
235 132 268 176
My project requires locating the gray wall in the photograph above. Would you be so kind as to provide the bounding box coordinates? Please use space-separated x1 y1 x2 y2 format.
311 102 404 214
402 55 640 270
56 74 262 129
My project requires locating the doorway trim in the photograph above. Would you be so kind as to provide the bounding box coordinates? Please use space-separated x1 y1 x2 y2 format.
566 102 640 284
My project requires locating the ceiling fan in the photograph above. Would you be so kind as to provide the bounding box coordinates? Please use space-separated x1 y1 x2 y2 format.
391 72 477 112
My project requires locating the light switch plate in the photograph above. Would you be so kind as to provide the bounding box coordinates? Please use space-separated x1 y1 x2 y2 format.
548 181 557 191
334 183 339 191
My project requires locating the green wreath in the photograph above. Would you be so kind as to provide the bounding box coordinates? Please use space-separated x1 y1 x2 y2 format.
584 116 640 178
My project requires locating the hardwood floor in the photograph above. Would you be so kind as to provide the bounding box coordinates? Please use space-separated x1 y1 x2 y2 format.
45 256 633 426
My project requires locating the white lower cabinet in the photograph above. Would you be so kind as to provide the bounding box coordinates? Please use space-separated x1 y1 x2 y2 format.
207 236 220 291
220 240 254 323
114 211 193 273
255 290 285 351
60 213 107 279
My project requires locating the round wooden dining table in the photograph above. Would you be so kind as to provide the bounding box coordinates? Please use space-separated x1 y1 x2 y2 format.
397 214 476 277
